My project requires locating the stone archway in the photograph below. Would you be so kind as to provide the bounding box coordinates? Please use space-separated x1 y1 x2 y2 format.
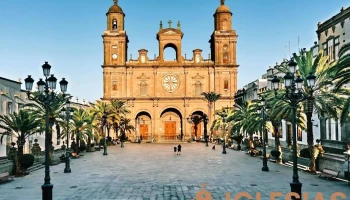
163 43 178 61
159 108 183 141
135 111 152 141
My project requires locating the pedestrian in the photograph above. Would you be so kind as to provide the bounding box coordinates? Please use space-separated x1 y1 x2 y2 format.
173 145 177 155
212 145 215 150
177 144 182 155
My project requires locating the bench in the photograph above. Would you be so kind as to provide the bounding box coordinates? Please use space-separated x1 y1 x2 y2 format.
319 168 340 179
70 153 80 159
0 172 14 182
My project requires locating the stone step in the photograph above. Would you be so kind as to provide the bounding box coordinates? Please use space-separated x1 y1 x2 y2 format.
27 161 44 173
286 161 308 170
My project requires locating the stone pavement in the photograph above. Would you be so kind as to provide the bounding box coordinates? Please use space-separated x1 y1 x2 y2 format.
0 143 349 200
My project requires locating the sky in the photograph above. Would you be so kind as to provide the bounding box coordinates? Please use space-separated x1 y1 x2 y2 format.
0 0 349 103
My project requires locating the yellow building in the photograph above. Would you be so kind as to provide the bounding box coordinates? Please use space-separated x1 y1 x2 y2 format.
101 0 239 141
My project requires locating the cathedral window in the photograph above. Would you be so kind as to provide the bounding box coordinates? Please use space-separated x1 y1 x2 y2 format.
223 53 229 63
140 81 147 96
112 81 118 91
112 19 117 30
195 81 202 96
224 80 229 90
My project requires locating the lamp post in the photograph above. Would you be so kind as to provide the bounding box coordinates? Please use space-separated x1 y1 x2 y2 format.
345 143 350 186
257 97 269 172
271 58 316 199
102 112 108 155
60 101 74 173
218 109 227 154
203 114 209 147
24 62 69 200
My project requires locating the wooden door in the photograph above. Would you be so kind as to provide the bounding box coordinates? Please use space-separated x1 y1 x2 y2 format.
164 122 176 140
191 124 201 139
140 124 148 139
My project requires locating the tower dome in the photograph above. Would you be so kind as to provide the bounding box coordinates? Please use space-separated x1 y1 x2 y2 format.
107 0 124 15
215 0 232 14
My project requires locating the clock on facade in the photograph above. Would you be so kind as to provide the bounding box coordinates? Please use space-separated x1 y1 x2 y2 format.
112 54 118 59
162 74 179 93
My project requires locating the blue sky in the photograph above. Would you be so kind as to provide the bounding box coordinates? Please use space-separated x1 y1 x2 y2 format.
0 0 349 102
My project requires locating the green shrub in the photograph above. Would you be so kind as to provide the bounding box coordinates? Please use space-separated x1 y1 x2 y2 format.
79 141 87 152
20 154 34 171
270 149 281 158
99 138 106 146
300 148 310 158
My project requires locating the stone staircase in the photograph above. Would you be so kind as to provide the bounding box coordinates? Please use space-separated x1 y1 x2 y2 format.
27 161 44 173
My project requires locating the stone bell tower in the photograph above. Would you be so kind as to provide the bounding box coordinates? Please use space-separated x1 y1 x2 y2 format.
102 0 129 66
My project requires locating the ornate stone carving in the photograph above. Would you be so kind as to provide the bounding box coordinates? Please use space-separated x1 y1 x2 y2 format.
137 73 150 80
192 73 204 79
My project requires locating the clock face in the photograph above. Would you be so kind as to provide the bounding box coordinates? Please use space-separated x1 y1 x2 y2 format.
112 54 118 59
162 75 179 93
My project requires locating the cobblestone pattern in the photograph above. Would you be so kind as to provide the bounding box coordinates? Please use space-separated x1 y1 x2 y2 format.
0 143 349 200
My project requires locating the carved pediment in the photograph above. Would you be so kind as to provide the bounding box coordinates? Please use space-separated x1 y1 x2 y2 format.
192 73 204 79
164 30 177 34
137 73 150 80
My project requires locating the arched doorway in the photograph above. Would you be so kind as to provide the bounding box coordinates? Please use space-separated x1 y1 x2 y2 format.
135 111 152 141
160 108 183 141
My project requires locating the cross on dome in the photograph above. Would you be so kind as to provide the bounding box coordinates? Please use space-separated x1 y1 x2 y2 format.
220 0 225 5
113 0 118 5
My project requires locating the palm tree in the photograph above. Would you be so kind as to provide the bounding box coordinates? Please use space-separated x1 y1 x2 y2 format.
331 42 350 91
25 91 68 145
110 100 130 138
119 117 134 147
0 110 41 175
70 109 93 154
201 92 221 136
89 101 111 143
285 48 343 172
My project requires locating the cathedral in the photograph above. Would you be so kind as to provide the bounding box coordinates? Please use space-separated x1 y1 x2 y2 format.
101 0 238 141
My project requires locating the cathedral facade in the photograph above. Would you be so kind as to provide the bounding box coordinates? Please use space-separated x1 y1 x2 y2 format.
101 0 238 141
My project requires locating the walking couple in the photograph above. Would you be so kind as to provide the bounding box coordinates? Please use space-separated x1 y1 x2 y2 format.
173 144 182 155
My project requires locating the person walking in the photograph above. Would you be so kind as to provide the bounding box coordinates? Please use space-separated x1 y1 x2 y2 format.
177 144 182 155
212 144 215 150
173 145 177 155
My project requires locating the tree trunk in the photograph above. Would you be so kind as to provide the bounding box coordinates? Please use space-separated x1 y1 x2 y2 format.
87 136 91 152
15 137 25 175
306 99 316 172
76 132 80 154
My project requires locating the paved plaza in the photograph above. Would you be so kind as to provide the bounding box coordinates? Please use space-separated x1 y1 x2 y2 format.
0 143 349 200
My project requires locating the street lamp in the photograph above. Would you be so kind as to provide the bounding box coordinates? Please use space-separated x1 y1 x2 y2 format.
218 109 228 154
60 100 74 173
102 112 108 155
257 97 269 172
24 62 68 200
271 58 316 199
